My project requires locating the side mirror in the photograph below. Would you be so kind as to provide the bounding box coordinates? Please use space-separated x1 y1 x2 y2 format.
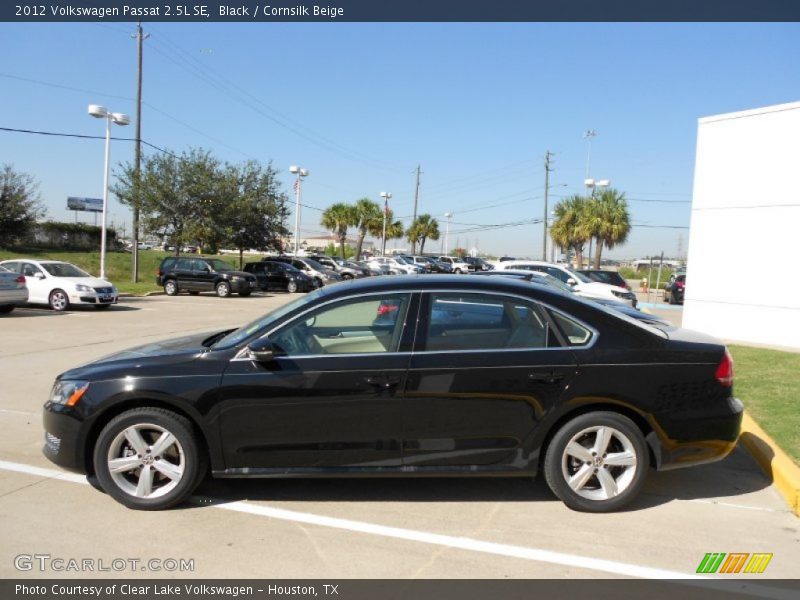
35 272 46 279
247 337 274 362
567 278 577 286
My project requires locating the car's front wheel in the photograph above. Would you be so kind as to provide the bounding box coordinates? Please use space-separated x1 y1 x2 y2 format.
543 411 648 513
286 280 298 293
93 408 206 510
49 289 70 311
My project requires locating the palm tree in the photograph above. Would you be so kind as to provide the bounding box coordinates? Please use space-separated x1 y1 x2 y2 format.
352 198 383 260
592 188 631 267
550 195 591 267
321 202 356 259
407 214 440 254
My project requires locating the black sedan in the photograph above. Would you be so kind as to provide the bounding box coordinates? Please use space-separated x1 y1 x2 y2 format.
243 260 316 293
42 276 741 512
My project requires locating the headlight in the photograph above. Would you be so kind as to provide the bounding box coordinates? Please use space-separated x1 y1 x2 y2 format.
75 284 92 292
49 380 89 407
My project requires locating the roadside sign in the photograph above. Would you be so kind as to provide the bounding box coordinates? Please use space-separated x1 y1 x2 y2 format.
67 197 103 213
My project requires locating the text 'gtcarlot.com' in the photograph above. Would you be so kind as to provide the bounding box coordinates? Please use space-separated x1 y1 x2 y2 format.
13 554 194 572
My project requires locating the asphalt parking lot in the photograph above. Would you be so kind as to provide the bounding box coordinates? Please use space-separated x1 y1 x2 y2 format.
0 293 797 581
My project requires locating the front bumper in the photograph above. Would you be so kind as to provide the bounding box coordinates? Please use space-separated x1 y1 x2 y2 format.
42 402 88 473
229 279 257 293
75 293 118 305
648 396 744 470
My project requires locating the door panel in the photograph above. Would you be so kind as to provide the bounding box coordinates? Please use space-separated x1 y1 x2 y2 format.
402 292 578 469
216 293 417 470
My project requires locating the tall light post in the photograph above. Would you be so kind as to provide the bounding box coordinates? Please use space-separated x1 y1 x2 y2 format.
443 212 452 256
380 191 392 256
584 177 610 266
88 105 129 280
584 129 597 180
289 165 309 256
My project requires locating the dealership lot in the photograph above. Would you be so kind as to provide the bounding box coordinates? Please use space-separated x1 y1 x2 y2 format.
0 294 797 580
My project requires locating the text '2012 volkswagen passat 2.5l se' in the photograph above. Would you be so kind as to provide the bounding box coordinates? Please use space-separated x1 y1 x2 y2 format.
42 275 742 512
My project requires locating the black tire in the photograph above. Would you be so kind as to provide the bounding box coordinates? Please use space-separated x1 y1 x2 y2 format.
94 304 111 310
0 305 14 314
216 281 231 298
93 407 206 510
313 277 323 288
49 289 70 311
454 268 462 274
543 411 648 513
286 280 298 293
342 274 354 281
164 280 178 296
239 290 251 297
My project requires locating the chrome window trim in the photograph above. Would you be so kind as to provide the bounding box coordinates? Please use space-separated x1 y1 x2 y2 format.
231 287 599 362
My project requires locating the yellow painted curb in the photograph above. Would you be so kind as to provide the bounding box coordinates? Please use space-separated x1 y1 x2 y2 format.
739 412 800 517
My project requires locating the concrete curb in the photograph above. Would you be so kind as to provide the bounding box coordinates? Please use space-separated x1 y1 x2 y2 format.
739 412 800 517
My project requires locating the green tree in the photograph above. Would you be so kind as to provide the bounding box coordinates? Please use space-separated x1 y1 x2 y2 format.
382 209 404 254
591 188 631 267
352 198 383 260
321 202 356 259
0 164 45 247
407 214 440 255
550 195 591 267
224 161 289 269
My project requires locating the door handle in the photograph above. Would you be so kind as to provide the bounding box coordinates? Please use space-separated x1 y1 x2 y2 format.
364 376 400 389
528 371 565 384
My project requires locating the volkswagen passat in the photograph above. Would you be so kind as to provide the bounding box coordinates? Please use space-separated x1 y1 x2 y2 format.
42 276 742 512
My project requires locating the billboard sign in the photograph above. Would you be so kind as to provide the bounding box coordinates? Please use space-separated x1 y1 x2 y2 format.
67 197 103 213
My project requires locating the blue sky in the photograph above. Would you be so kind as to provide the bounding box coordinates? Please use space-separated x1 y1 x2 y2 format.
1 22 798 258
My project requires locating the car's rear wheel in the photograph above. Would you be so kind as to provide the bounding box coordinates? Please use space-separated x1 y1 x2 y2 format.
93 408 206 510
164 280 178 296
216 282 231 298
286 280 298 293
342 273 353 280
544 411 648 513
49 289 69 311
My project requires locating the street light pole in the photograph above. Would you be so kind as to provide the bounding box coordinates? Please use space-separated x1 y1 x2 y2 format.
380 192 392 256
290 165 309 255
89 105 129 281
444 212 452 256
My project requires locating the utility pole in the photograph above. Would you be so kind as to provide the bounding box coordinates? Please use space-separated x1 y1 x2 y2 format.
131 21 149 282
411 164 421 254
543 151 553 261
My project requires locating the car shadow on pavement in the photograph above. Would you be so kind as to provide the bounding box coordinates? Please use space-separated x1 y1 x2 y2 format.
186 445 769 511
6 304 142 315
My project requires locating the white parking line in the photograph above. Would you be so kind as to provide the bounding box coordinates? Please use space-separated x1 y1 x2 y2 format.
0 409 39 417
0 457 793 597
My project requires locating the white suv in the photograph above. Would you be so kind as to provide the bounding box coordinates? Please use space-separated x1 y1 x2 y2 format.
369 256 424 275
494 260 637 307
437 256 470 273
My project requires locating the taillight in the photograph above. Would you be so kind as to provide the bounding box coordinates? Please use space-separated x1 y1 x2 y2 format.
15 275 25 284
715 349 734 387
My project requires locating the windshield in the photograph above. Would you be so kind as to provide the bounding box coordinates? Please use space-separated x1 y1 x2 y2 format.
207 259 234 271
302 259 325 271
395 256 412 265
532 273 574 293
41 263 91 278
212 288 326 349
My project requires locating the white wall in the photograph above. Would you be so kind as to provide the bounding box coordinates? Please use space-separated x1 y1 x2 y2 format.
683 101 800 350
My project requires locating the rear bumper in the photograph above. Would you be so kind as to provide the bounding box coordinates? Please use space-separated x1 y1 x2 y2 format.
648 396 744 470
0 288 28 306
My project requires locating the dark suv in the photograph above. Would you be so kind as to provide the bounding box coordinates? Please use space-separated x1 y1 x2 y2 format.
156 257 257 298
463 256 494 272
243 260 316 293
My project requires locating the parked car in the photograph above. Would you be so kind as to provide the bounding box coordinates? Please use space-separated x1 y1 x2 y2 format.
578 269 631 291
495 260 637 308
474 270 671 328
357 260 389 276
266 256 343 287
463 256 494 271
0 265 28 314
436 256 470 273
664 274 686 305
0 259 117 311
243 261 316 293
368 256 424 275
307 255 370 279
406 255 453 273
156 257 257 298
43 275 741 513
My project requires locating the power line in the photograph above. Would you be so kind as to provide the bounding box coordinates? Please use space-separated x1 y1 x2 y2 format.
0 126 179 158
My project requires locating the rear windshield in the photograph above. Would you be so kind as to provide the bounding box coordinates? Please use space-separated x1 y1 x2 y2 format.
207 259 234 271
